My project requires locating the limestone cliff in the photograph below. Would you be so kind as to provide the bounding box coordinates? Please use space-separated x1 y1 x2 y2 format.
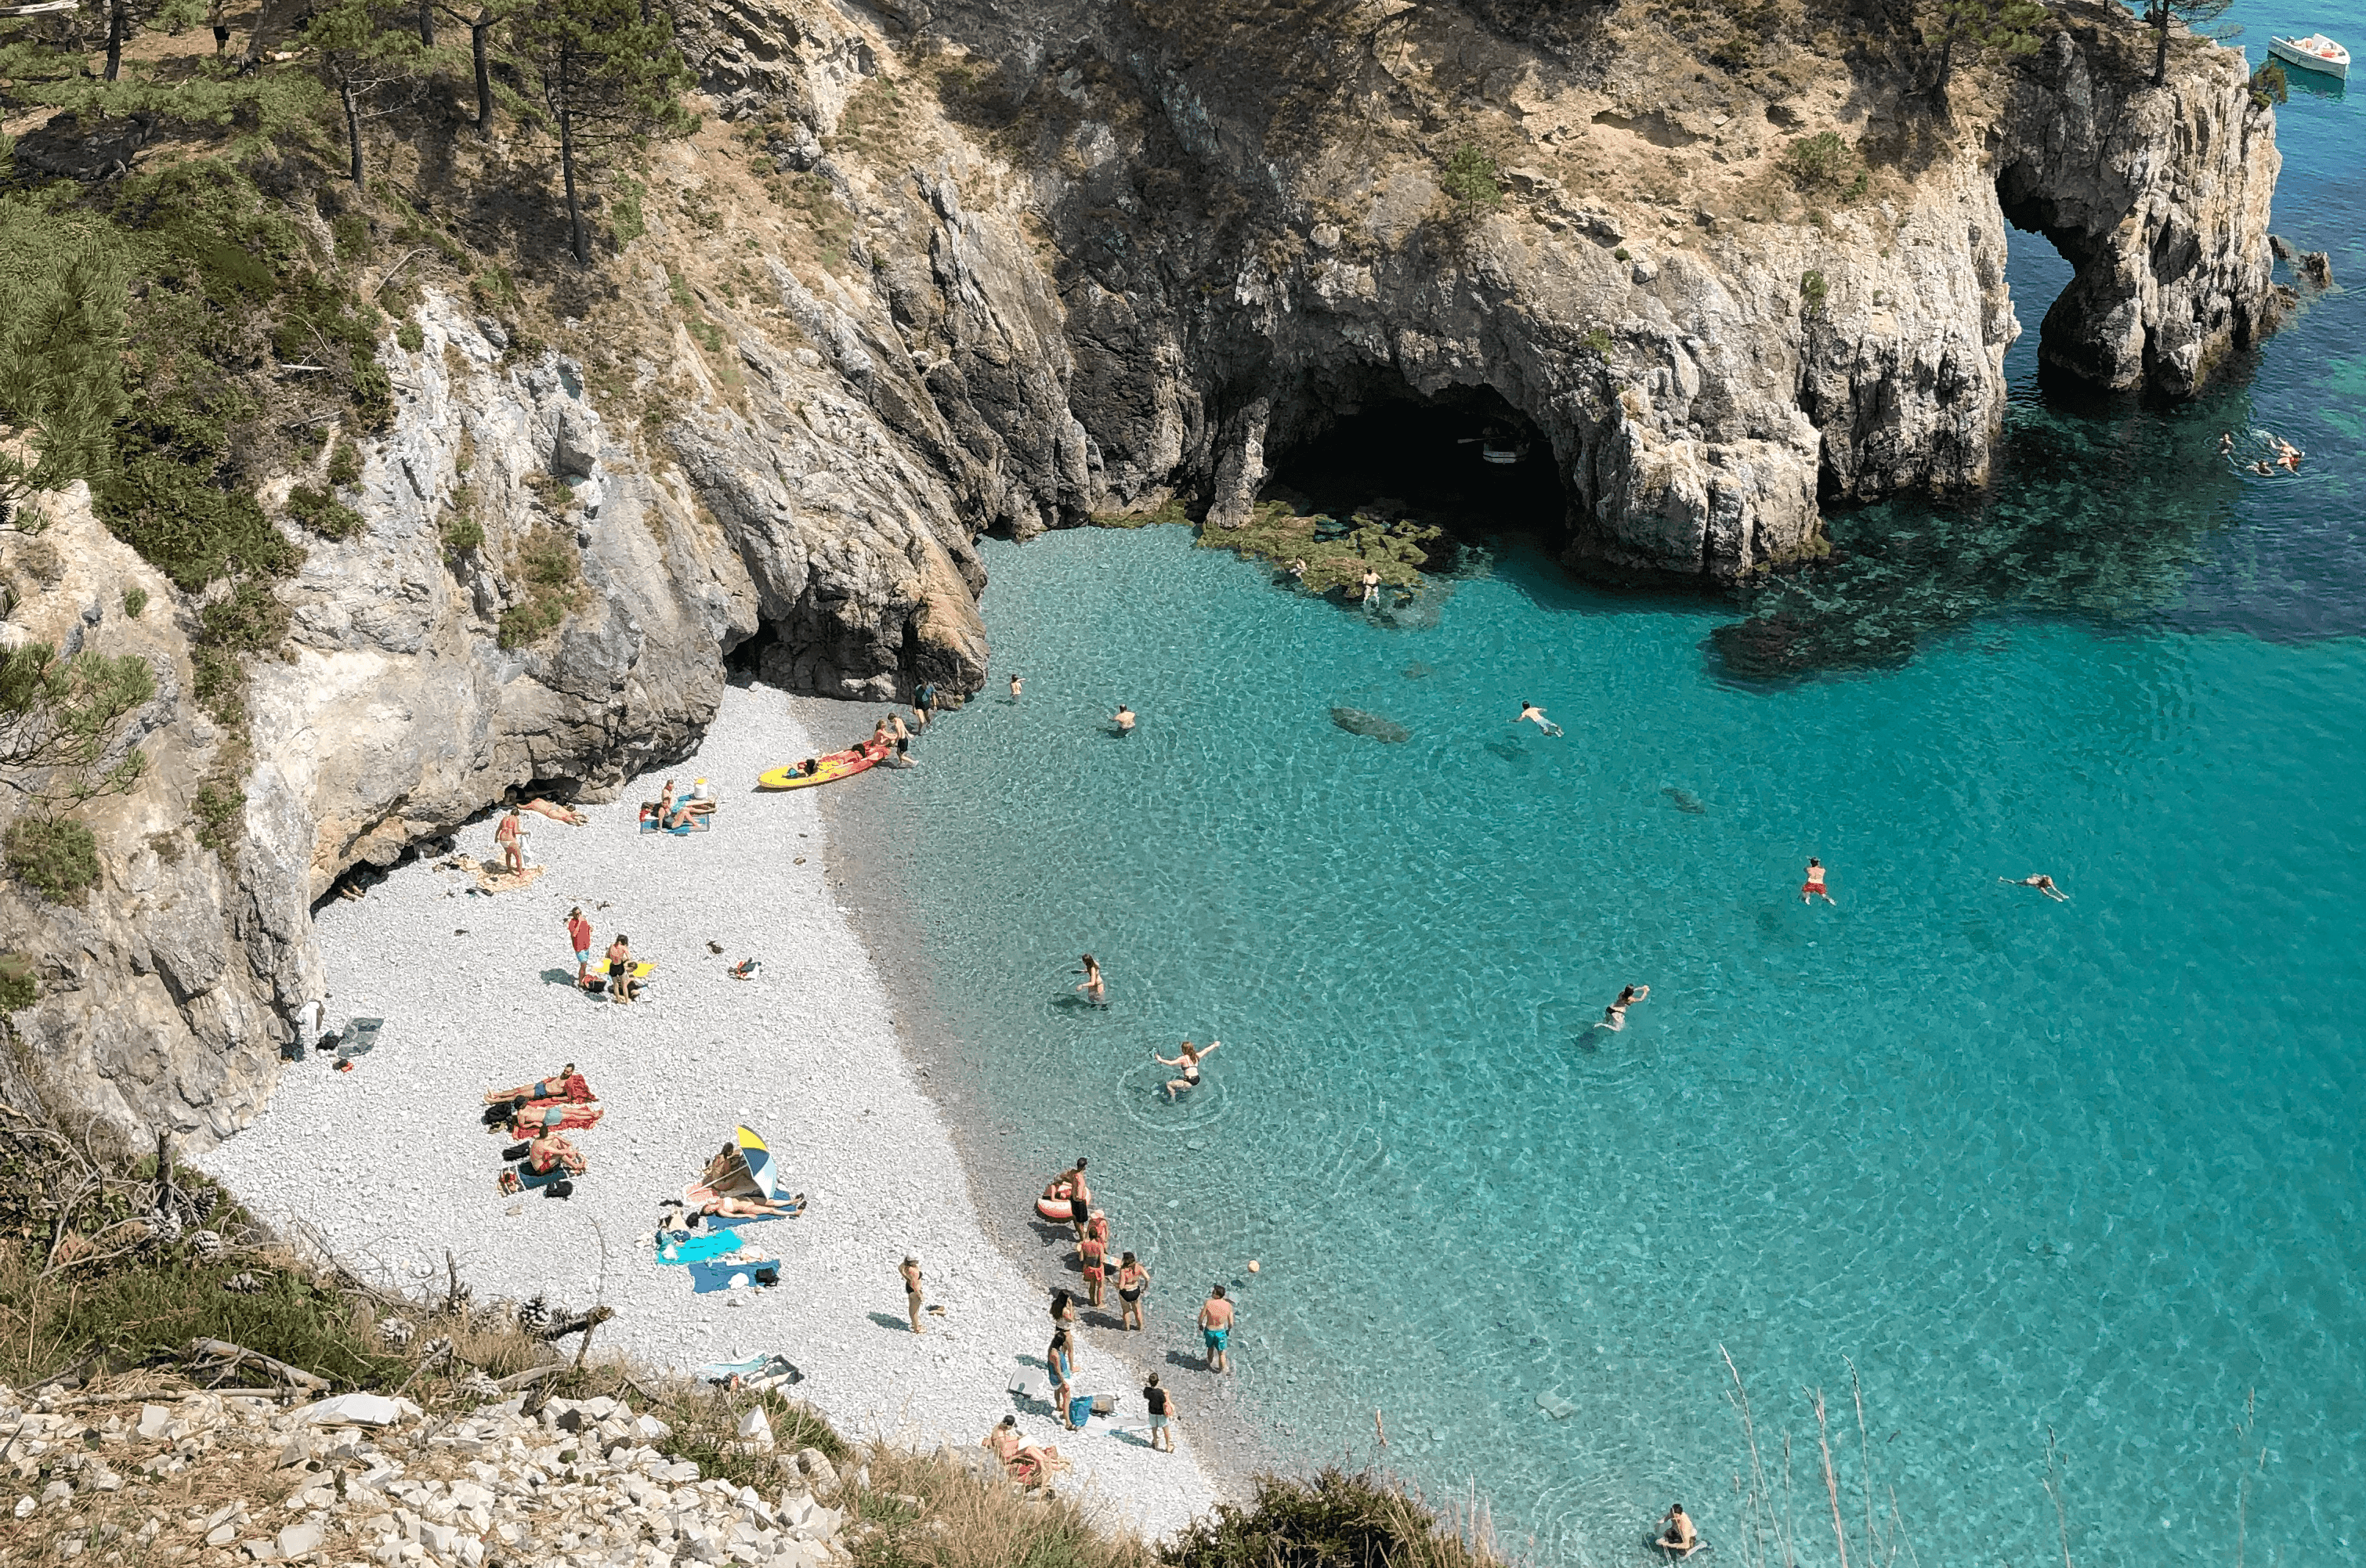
0 0 2280 1142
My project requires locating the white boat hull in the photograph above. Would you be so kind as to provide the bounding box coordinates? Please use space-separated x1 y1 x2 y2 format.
2270 36 2349 80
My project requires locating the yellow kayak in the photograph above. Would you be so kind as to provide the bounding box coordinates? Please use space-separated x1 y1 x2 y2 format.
758 745 882 791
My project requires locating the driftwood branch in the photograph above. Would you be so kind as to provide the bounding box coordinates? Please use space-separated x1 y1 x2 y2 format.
187 1338 330 1392
495 1365 562 1392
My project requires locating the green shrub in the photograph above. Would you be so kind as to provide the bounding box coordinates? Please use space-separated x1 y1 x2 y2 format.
396 318 425 352
0 954 33 1014
1438 143 1502 214
5 817 99 901
99 450 297 591
610 178 647 247
1709 32 1759 69
1581 327 1614 355
1614 246 1631 261
288 483 364 540
192 647 246 729
1781 132 1861 197
200 579 291 654
441 506 485 561
121 586 147 620
331 211 371 262
1800 268 1830 318
2249 59 2288 106
192 782 244 853
1162 1468 1503 1568
496 526 585 649
327 439 363 485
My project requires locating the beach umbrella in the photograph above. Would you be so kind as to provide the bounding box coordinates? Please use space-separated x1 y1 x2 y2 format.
700 1125 778 1202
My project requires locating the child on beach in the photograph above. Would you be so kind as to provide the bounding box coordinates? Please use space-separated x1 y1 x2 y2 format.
1143 1373 1175 1451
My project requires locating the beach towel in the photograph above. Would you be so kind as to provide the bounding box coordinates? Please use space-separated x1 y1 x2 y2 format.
335 1018 384 1060
656 1230 746 1265
688 1258 781 1295
500 1163 574 1194
472 865 545 894
697 1353 801 1389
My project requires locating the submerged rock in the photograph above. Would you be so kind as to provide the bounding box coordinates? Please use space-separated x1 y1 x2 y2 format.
1330 707 1410 743
1661 787 1708 815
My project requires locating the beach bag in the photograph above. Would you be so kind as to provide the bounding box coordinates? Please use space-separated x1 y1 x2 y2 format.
1068 1395 1094 1429
544 1180 573 1200
1089 1394 1114 1416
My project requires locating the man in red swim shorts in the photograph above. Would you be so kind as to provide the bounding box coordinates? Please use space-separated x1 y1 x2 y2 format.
1802 858 1836 906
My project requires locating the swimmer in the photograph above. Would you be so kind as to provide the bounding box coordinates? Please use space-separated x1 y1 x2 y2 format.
1801 858 1836 906
1156 1039 1221 1100
1008 674 1023 701
1360 566 1381 606
2002 873 2069 902
1657 1504 1702 1558
2219 431 2234 456
1112 703 1136 734
2251 460 2277 476
1075 953 1106 1006
1288 558 1307 583
1516 700 1563 737
1592 983 1651 1031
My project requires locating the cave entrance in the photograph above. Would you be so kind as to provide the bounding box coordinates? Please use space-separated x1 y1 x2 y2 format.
1998 208 2077 397
1260 382 1567 547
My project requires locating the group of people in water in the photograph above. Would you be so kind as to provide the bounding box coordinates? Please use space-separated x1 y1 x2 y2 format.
2225 428 2305 475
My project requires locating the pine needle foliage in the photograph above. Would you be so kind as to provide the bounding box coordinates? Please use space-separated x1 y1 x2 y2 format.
508 0 696 266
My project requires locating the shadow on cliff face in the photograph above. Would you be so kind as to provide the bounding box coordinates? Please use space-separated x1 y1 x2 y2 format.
1708 384 2256 681
1260 386 1568 556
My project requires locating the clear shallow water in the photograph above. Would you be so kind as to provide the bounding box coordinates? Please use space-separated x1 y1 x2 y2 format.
854 18 2366 1565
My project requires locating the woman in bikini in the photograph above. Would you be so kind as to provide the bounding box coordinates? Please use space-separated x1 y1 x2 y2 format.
1156 1039 1221 1100
1076 954 1105 1006
1594 983 1650 1031
1116 1252 1150 1332
982 1415 1062 1484
899 1256 925 1334
2002 873 2069 901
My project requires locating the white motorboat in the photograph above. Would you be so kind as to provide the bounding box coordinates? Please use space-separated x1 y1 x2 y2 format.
2269 33 2350 80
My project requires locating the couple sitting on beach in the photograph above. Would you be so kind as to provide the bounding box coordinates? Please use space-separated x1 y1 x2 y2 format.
982 1415 1070 1488
640 779 717 834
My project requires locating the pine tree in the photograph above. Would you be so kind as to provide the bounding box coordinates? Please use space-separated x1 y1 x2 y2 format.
304 0 430 186
507 0 694 267
434 0 512 134
0 231 128 532
1924 0 2051 106
78 0 201 83
2133 0 2237 85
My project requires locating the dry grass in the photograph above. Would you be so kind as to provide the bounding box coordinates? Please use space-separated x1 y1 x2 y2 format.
841 1441 1152 1568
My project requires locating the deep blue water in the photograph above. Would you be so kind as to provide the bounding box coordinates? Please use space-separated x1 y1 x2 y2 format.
854 15 2365 1565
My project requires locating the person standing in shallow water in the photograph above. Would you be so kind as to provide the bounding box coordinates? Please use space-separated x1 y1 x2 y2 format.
1361 565 1380 606
1198 1284 1234 1372
1801 858 1836 906
899 1256 925 1334
1008 674 1023 702
1075 955 1105 1006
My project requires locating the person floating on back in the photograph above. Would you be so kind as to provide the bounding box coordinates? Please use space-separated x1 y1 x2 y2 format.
2002 873 2069 901
1801 858 1836 906
1516 701 1563 737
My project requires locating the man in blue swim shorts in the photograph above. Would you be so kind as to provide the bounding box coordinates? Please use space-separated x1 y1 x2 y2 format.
1198 1284 1234 1373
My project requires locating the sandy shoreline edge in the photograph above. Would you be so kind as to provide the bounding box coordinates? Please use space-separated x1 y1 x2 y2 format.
195 682 1221 1541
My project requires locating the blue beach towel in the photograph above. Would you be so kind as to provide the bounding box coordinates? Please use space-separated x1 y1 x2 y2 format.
689 1259 781 1295
656 1230 744 1265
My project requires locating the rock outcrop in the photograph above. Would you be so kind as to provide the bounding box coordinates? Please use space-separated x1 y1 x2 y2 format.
0 0 2280 1142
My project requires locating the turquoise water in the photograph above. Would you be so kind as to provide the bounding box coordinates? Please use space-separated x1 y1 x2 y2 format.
858 17 2366 1566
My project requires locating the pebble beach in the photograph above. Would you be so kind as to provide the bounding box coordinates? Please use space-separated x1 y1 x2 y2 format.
196 682 1222 1543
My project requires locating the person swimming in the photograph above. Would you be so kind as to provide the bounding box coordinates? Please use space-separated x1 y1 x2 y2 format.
1593 983 1650 1031
1112 704 1136 734
1802 858 1836 905
1516 701 1563 737
2002 873 2069 901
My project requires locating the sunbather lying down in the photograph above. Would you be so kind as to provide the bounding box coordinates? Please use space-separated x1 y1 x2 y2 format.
523 799 588 826
982 1417 1069 1486
681 1182 805 1219
484 1068 592 1105
501 1100 604 1137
